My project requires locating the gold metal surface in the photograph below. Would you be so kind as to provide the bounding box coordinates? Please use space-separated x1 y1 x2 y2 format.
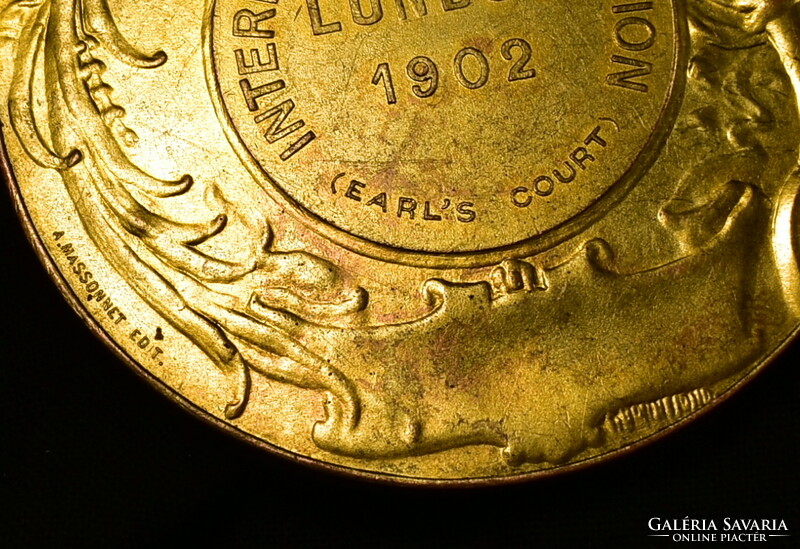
1 0 799 483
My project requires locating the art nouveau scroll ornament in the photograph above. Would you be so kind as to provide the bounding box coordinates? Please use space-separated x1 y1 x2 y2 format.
1 0 798 479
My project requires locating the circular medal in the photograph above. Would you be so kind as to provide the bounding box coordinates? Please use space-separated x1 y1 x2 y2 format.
1 0 799 483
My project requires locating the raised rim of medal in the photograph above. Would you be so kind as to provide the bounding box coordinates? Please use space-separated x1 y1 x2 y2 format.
205 2 690 269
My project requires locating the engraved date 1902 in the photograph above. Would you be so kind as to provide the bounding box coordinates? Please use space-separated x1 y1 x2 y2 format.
371 38 536 104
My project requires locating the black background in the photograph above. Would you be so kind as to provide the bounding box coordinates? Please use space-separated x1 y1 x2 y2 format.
1 167 798 548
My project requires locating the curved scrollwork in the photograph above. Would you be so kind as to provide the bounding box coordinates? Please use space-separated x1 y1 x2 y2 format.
4 0 365 424
688 0 800 313
3 0 800 468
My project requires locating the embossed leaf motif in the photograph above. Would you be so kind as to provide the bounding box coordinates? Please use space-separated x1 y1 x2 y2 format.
685 46 777 152
692 0 800 35
686 0 800 319
7 0 365 426
6 0 800 471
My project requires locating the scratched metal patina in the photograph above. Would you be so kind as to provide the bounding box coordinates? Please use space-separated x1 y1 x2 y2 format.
1 0 799 482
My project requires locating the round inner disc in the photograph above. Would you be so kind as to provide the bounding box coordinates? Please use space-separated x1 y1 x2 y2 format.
210 0 683 264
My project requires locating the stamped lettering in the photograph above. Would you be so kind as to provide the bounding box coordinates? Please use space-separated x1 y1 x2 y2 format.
209 0 682 264
52 231 167 366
